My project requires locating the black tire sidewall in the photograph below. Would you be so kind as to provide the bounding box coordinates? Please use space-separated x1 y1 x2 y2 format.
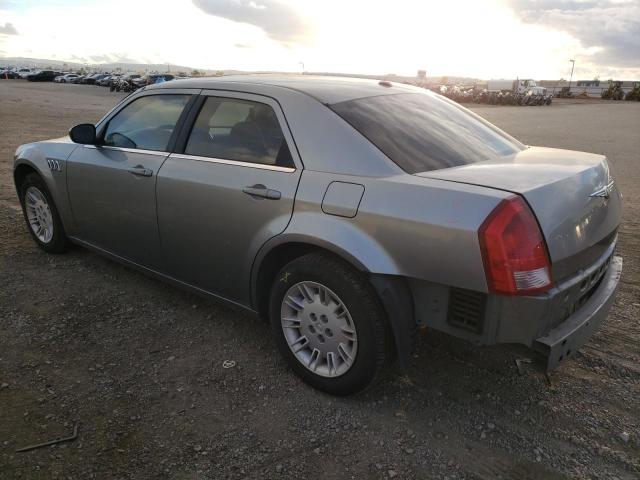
19 173 67 253
269 254 386 395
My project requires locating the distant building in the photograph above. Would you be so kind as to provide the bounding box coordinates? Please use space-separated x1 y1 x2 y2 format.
541 79 639 97
417 70 426 79
576 80 601 87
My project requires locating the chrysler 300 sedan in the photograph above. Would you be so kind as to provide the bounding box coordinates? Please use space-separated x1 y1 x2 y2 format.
13 76 622 395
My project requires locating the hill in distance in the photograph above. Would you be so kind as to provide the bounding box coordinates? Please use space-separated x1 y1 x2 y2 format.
0 56 483 85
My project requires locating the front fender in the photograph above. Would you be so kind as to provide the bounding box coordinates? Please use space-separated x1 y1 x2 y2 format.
14 139 79 234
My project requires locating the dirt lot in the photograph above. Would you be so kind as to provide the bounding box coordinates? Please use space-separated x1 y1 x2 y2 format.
1 81 638 479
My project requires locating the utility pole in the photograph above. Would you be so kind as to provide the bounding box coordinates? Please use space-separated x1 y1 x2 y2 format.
299 61 305 74
568 59 575 91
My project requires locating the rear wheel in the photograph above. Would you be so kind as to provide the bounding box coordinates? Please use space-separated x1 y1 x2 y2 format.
269 253 387 395
19 173 68 253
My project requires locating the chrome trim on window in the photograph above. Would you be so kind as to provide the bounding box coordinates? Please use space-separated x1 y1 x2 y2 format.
83 145 168 156
169 153 296 173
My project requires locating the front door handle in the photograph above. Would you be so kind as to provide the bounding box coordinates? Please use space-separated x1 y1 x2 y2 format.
242 184 281 200
127 165 153 177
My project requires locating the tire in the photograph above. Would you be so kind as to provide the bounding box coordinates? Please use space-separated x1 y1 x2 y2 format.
269 252 387 395
19 172 68 253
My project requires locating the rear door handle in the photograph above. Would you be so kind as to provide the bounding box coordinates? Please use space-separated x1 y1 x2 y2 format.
127 165 153 177
242 184 281 200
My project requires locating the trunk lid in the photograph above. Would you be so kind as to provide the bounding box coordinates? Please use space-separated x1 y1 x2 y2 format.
417 147 622 280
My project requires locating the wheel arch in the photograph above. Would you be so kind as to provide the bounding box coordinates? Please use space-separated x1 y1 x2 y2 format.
251 236 416 370
13 160 41 195
13 143 78 236
251 239 368 322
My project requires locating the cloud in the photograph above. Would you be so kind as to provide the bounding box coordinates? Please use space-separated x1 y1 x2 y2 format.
89 54 140 63
192 0 310 43
63 53 143 65
506 0 640 68
0 22 18 35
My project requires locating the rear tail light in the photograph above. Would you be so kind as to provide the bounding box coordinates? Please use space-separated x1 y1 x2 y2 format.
479 195 552 295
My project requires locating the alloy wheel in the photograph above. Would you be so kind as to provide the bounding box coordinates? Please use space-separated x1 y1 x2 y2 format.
24 186 54 243
280 281 358 378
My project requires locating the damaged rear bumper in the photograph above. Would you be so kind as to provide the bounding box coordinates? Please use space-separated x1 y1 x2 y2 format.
534 256 622 371
408 241 622 372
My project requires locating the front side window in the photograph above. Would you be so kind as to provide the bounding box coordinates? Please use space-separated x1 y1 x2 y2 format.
185 97 293 167
330 92 524 173
103 94 190 151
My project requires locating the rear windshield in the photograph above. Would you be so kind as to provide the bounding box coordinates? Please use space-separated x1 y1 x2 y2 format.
330 92 524 173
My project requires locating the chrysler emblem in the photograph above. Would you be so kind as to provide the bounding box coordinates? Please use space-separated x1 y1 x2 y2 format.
590 180 615 199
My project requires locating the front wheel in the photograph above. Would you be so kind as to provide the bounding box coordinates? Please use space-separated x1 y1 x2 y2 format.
19 173 68 253
269 253 388 395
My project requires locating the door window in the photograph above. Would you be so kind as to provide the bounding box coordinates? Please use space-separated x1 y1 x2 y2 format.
185 97 293 167
103 94 190 151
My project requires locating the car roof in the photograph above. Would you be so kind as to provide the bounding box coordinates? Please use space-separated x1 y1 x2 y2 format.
148 74 418 104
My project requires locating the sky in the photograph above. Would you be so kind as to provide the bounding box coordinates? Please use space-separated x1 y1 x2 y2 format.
0 0 638 79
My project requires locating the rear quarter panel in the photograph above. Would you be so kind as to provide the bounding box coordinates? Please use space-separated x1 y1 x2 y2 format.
268 170 512 292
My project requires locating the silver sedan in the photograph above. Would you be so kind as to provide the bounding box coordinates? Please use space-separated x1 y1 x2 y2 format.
13 76 622 394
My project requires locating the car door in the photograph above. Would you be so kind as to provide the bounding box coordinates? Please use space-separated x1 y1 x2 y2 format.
67 90 195 270
156 90 303 305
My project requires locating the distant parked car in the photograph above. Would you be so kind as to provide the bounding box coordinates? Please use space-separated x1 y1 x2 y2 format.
55 73 80 83
79 73 98 84
83 74 109 85
92 74 108 84
26 70 58 82
97 75 120 87
1 70 21 79
95 75 111 86
111 74 141 92
70 75 86 84
107 75 122 87
133 74 175 87
16 68 34 78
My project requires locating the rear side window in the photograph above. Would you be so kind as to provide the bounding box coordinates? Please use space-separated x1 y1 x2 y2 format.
103 94 190 151
185 97 294 167
330 92 524 173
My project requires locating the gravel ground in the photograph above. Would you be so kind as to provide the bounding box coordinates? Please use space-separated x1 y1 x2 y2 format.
0 81 638 479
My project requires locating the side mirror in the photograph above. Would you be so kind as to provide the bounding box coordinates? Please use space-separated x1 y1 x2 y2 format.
69 123 96 145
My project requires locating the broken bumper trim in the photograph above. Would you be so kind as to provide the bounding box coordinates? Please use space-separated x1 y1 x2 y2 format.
534 255 622 371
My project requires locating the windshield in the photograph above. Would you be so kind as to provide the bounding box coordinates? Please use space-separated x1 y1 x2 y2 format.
330 92 524 174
